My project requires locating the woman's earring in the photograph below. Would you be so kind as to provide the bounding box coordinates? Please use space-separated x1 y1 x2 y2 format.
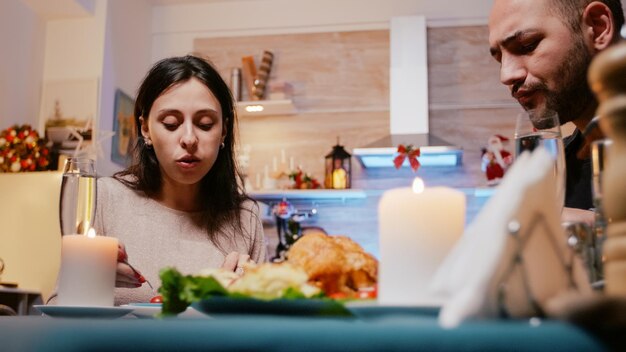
220 142 225 149
145 138 153 148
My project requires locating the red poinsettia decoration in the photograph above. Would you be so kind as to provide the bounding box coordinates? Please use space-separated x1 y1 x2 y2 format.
0 124 50 172
393 144 421 172
288 167 322 189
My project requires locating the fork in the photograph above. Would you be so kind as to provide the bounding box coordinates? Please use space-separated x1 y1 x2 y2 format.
123 260 156 294
118 245 156 294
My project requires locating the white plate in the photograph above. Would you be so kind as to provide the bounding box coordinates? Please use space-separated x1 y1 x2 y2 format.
122 303 208 319
123 303 161 319
33 305 133 319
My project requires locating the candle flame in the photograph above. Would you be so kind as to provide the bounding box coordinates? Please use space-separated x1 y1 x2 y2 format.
412 177 425 194
87 228 97 238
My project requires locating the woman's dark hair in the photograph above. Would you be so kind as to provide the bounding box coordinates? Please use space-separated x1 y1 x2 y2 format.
115 55 251 248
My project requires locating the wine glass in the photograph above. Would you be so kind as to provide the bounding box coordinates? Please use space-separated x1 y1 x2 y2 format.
514 110 566 208
59 158 97 236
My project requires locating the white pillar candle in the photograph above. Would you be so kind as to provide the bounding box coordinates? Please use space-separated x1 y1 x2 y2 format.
57 229 118 306
289 157 294 171
378 177 465 306
272 157 278 172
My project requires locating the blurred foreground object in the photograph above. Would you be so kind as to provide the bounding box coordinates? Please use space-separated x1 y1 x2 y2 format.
546 293 626 351
431 148 591 328
588 37 626 296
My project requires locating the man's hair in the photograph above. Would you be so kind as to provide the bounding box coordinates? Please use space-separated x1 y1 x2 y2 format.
549 0 625 41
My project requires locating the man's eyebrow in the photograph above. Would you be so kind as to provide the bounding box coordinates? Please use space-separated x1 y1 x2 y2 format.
489 30 529 57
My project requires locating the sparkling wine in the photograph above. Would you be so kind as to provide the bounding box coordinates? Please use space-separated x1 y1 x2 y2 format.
60 173 96 236
515 131 566 207
515 131 561 155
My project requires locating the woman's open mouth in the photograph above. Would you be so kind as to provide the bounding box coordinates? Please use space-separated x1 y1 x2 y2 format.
176 156 200 169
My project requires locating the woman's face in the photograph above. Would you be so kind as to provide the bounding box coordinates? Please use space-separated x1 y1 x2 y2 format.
140 77 225 189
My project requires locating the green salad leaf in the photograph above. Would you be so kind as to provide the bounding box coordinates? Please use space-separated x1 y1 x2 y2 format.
159 267 228 316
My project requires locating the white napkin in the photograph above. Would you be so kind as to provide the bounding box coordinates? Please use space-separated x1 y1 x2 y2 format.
430 147 591 328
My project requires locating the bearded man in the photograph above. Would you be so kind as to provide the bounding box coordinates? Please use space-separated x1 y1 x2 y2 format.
488 0 625 223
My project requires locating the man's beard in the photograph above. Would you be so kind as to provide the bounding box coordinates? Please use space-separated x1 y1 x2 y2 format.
524 34 595 128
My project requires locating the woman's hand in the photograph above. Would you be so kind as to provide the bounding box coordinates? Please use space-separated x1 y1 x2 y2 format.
116 243 145 288
222 252 252 275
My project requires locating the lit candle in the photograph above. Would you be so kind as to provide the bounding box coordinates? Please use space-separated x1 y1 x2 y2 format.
289 157 294 171
378 177 466 306
57 229 118 306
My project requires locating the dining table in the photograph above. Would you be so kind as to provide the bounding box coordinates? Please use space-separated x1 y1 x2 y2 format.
0 306 607 351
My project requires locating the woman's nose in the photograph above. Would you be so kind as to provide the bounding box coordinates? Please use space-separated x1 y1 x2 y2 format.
180 124 198 150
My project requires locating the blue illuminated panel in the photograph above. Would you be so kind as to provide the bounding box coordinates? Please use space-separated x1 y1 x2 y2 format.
358 153 461 168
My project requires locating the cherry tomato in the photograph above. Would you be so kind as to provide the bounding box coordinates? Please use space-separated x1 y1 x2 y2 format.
357 286 377 299
150 295 163 304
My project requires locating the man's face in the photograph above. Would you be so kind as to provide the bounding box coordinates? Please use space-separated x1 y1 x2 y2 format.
488 0 594 127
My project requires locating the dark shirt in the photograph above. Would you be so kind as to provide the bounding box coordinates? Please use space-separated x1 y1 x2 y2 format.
564 129 593 210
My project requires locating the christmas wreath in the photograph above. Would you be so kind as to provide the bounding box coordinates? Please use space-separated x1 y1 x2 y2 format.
0 124 50 172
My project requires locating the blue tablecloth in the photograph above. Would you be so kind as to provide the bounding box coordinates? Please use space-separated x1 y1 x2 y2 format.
0 308 606 352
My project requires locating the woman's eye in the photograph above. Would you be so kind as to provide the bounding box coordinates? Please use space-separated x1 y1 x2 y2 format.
198 123 213 131
162 122 178 130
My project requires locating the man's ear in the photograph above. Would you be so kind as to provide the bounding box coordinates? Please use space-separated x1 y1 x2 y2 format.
139 117 150 139
582 1 615 51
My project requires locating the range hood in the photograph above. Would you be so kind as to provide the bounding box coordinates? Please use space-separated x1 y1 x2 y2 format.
353 133 462 168
353 16 463 169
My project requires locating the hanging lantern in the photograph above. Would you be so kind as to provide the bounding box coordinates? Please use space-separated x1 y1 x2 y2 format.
324 138 352 189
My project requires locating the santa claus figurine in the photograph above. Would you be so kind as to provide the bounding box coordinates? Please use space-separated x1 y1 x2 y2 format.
481 134 513 185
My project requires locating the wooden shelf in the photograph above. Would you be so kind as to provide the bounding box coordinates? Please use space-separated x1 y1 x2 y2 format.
236 99 296 117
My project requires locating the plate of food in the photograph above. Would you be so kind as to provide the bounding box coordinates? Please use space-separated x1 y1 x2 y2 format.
34 305 133 319
192 296 351 317
157 233 379 318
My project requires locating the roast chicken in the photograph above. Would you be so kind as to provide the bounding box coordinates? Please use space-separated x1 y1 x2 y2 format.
286 233 378 295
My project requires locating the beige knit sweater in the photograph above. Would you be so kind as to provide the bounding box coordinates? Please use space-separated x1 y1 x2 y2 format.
94 177 266 306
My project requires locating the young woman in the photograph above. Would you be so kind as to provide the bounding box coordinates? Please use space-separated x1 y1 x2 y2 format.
95 55 265 305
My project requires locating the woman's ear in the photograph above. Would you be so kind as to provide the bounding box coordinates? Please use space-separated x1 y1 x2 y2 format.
221 118 228 143
582 1 615 51
139 116 150 139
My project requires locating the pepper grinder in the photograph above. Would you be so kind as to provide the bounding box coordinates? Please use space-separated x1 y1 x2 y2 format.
588 35 626 295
